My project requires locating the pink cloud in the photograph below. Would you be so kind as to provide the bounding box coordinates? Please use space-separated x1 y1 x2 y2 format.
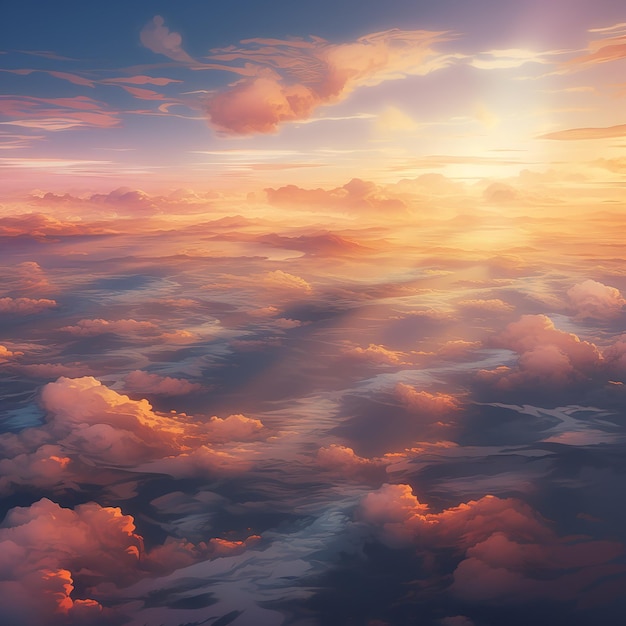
567 279 626 320
205 29 453 134
0 297 56 314
359 484 624 604
0 497 260 623
0 95 120 131
140 16 196 63
0 377 266 492
123 370 202 395
478 314 603 390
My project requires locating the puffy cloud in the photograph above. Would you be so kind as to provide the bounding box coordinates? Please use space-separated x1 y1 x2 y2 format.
567 279 626 320
0 498 259 624
394 383 459 414
359 484 624 604
344 343 409 366
204 413 265 443
478 315 603 391
123 370 202 396
0 377 265 492
205 29 452 134
317 444 387 477
0 297 56 314
0 344 22 362
140 15 195 63
262 270 312 293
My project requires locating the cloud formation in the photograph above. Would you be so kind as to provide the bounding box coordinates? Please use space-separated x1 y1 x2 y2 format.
140 16 196 63
205 29 452 134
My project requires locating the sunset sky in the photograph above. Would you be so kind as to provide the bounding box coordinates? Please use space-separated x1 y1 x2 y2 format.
2 2 626 626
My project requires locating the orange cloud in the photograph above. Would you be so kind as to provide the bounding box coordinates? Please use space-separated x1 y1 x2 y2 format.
394 383 459 414
0 497 259 623
344 343 409 366
205 29 453 134
0 344 23 362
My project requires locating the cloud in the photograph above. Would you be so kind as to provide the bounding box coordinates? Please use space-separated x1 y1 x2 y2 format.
343 343 409 366
457 298 515 316
567 279 626 320
394 383 459 414
60 319 196 343
140 16 195 63
469 48 549 70
0 377 265 493
0 345 23 362
359 484 624 603
538 124 626 140
317 444 387 477
265 178 407 214
0 297 56 314
477 314 605 392
566 28 626 69
0 497 259 624
0 95 120 131
262 270 312 293
205 29 453 134
123 370 202 396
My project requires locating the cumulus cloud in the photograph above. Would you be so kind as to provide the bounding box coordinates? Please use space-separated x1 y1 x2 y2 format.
477 315 603 391
0 297 56 314
205 29 452 134
0 377 265 492
140 15 195 63
567 279 626 320
394 383 459 414
0 497 259 624
359 484 624 604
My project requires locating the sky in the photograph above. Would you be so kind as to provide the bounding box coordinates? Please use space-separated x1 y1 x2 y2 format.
1 1 626 625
